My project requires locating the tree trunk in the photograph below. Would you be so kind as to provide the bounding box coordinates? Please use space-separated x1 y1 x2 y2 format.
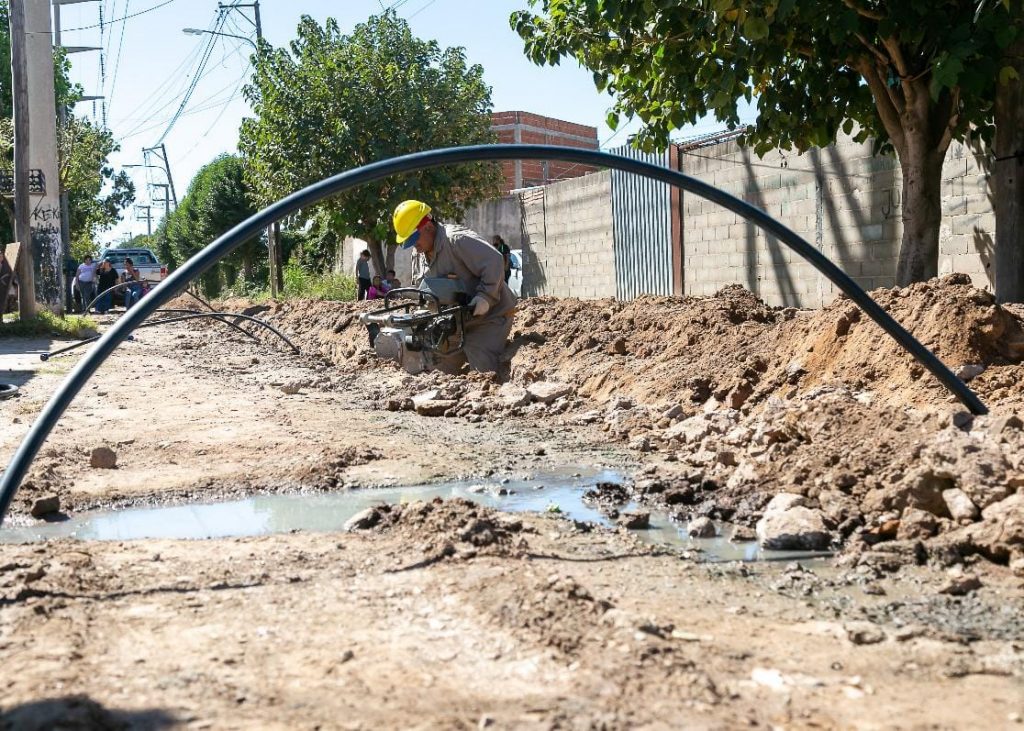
385 243 396 274
366 234 386 279
995 31 1024 303
242 251 254 283
895 139 945 285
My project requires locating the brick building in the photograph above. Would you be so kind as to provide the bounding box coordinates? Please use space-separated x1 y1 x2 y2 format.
491 111 599 192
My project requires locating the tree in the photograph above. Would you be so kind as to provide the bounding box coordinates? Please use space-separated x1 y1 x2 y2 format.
239 11 501 276
513 0 1024 285
163 154 259 296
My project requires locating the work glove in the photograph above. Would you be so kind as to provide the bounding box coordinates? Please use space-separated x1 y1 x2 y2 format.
469 295 491 318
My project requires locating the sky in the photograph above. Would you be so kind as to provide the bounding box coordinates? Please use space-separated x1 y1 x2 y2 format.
53 0 754 246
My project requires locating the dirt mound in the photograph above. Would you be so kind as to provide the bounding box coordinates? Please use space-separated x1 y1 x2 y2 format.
249 274 1023 415
346 497 528 565
221 276 1024 564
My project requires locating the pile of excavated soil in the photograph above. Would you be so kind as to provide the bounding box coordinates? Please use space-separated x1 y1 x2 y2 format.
223 274 1024 567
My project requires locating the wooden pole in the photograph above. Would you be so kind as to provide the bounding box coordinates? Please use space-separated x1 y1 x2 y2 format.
10 0 35 319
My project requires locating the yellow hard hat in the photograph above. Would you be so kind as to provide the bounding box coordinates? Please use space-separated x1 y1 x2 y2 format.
393 200 432 245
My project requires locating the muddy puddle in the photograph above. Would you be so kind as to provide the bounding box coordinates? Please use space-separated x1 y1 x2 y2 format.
0 469 829 562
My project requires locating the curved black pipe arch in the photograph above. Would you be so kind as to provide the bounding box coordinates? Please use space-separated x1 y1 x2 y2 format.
0 144 987 525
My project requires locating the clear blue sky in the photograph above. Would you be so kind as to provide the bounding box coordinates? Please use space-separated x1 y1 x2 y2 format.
54 0 752 245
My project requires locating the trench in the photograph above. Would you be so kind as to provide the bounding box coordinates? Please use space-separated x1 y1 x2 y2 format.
0 469 829 563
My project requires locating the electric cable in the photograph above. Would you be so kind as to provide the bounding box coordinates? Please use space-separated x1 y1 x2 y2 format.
62 0 176 32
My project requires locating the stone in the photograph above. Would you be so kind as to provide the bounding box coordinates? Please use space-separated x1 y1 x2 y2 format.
526 381 572 404
411 389 441 406
763 493 809 514
716 450 737 467
30 494 60 518
414 399 458 417
662 404 684 420
628 435 652 452
757 506 832 550
663 415 713 444
343 508 381 531
942 488 979 522
897 508 940 541
730 525 757 542
617 511 650 530
954 363 986 382
688 517 717 538
279 382 301 395
726 381 753 410
498 383 531 407
89 447 117 469
938 572 981 596
845 621 886 645
988 414 1023 435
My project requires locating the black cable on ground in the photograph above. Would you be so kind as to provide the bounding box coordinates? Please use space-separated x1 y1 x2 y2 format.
0 143 987 526
38 311 299 361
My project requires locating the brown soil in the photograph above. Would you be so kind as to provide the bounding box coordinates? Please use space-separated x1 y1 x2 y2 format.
1 275 1023 729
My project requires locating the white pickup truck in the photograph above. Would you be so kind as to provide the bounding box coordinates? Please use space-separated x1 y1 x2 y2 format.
96 247 167 285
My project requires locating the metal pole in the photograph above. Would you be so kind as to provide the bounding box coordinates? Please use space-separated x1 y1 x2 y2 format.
53 2 72 270
10 0 36 318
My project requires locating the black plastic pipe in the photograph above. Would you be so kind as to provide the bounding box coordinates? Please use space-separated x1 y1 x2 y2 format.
84 279 161 313
0 144 987 525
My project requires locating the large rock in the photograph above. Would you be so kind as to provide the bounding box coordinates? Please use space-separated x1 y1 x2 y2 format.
526 381 571 404
756 496 832 550
30 494 61 518
498 383 531 407
414 399 458 417
89 447 117 469
688 516 717 538
942 488 979 522
344 507 381 531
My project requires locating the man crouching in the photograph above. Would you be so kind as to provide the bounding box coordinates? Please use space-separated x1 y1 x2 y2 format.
393 199 517 374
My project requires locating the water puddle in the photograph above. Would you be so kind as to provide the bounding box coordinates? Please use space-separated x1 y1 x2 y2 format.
0 469 829 562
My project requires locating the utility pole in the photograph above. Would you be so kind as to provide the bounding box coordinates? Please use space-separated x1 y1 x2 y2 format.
10 0 35 318
136 205 153 236
25 0 64 313
218 1 279 294
142 144 178 208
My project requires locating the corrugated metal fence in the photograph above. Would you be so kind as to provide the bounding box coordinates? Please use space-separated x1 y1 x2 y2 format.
609 144 675 300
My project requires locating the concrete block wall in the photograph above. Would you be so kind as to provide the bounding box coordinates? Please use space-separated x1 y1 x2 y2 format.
940 141 995 288
463 133 996 306
681 133 995 307
680 136 906 308
529 170 615 298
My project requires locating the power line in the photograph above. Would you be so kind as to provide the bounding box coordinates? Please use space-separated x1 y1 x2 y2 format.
106 0 131 119
408 0 439 19
62 0 176 32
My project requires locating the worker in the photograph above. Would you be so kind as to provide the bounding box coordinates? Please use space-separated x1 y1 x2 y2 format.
393 199 517 374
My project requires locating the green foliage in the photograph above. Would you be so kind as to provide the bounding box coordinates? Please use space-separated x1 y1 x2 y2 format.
239 11 501 272
281 264 357 301
2 310 97 338
163 154 260 297
511 0 1024 282
511 0 1022 154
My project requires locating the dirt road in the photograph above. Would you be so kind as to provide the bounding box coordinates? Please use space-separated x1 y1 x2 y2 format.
1 279 1022 729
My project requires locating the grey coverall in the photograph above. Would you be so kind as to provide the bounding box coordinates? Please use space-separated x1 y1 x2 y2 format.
418 224 517 373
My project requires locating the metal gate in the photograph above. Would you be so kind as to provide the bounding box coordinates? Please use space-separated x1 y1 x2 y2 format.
609 144 674 300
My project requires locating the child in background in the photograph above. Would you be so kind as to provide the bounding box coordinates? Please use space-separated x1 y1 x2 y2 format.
367 275 386 300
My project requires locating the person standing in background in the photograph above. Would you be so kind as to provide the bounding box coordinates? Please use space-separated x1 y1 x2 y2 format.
356 249 372 300
491 235 512 284
75 255 98 313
